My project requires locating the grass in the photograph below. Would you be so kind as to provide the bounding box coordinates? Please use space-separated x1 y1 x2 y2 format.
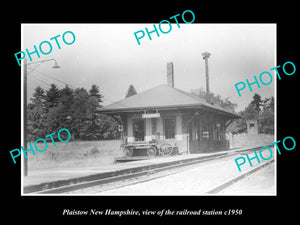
28 140 122 170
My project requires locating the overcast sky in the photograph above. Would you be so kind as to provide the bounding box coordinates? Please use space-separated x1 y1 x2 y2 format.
22 23 276 111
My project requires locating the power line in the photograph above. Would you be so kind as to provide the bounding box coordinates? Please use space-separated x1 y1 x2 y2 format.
33 69 76 88
29 70 145 111
29 74 130 108
27 63 42 75
29 74 51 88
28 78 49 90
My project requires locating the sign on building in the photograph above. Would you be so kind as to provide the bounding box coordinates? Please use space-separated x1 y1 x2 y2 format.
142 113 160 119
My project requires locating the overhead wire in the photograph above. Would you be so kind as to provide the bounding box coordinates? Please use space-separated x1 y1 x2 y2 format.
27 63 42 75
28 76 50 90
29 74 51 88
33 69 77 88
29 70 146 111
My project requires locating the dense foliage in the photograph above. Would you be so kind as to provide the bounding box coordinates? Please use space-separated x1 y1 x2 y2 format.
191 88 237 112
27 84 121 141
191 89 274 135
125 84 137 98
228 93 274 134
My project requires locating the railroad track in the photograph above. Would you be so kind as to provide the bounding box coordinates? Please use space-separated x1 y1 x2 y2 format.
205 159 274 194
25 146 271 194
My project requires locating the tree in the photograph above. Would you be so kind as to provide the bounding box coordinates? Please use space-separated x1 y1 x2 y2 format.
27 103 45 141
259 96 274 134
27 86 47 140
68 88 91 140
55 85 74 133
42 85 75 135
259 110 274 134
29 86 46 120
250 93 262 114
31 86 45 105
262 96 274 111
125 84 137 98
87 85 121 140
27 84 122 141
86 85 103 140
228 94 274 134
59 85 74 109
89 84 103 102
191 88 237 112
45 83 61 109
43 105 63 135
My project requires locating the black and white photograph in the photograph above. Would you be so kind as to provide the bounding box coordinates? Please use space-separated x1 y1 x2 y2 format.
3 5 298 224
21 23 276 196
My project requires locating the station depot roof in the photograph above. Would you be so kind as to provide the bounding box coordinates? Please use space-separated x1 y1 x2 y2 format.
97 84 240 118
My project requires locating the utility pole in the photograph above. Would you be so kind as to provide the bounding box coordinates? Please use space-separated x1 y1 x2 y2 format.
23 58 28 176
23 58 60 177
202 51 211 94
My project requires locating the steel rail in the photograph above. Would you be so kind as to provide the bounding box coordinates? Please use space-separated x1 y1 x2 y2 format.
205 159 274 194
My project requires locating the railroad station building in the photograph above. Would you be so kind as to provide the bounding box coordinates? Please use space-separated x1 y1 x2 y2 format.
98 62 240 155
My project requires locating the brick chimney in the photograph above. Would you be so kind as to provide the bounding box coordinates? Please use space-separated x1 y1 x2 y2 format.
167 62 174 88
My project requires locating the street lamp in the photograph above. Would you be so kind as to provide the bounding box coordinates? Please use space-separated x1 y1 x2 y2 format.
23 58 60 176
26 58 60 69
52 60 60 69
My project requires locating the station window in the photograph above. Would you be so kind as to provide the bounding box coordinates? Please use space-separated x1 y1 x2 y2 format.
164 117 176 139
